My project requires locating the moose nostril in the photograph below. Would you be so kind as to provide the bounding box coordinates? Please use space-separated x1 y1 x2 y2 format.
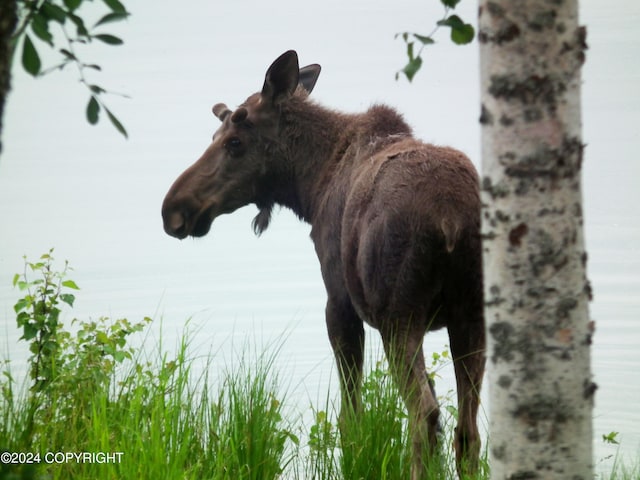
164 211 188 239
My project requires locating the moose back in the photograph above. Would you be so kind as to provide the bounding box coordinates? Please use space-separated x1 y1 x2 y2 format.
162 50 485 479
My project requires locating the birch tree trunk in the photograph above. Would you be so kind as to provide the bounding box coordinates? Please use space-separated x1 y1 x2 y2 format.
478 1 595 478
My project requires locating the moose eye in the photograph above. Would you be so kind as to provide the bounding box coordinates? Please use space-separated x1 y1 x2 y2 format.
225 137 243 154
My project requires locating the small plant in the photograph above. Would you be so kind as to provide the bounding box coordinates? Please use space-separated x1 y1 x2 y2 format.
12 250 149 400
13 248 79 393
602 431 620 445
307 408 340 479
309 409 338 454
5 251 150 457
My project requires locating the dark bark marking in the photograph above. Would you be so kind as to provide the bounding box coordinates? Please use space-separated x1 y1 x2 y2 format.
486 1 505 18
584 280 593 301
499 114 514 126
555 297 577 319
508 471 540 480
509 223 528 247
482 176 510 199
523 107 543 123
489 73 566 111
489 321 538 373
489 321 516 362
503 137 585 186
492 443 506 460
479 103 494 125
576 26 588 66
478 21 520 45
498 374 513 389
529 229 569 277
513 393 570 428
486 284 506 307
527 10 557 32
583 379 597 400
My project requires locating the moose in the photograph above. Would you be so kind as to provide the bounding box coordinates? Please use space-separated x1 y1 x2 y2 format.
162 50 484 479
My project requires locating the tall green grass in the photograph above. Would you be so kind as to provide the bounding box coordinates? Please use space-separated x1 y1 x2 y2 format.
0 251 483 480
1 252 637 480
1 252 296 480
1 324 487 479
0 320 296 480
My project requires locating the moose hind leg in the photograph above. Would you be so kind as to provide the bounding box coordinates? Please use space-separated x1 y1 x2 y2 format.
448 317 485 477
381 326 439 480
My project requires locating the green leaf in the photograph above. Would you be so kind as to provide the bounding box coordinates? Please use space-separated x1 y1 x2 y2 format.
16 311 30 328
113 350 127 362
602 431 620 445
60 294 75 307
62 279 80 290
445 404 459 419
437 15 475 45
67 12 89 37
86 96 100 124
105 107 128 138
406 40 416 61
22 35 41 76
94 12 130 27
94 34 124 45
96 331 109 344
21 322 38 341
437 14 464 29
102 0 127 13
14 298 29 313
59 48 77 61
401 56 423 83
12 274 20 287
441 0 461 8
40 1 68 24
64 0 84 11
414 34 435 45
451 23 475 45
31 12 54 46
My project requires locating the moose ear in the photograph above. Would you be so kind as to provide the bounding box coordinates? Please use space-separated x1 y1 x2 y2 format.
261 50 300 104
299 64 321 94
212 103 231 122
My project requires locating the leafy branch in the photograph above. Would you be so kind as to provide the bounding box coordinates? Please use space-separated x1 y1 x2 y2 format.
396 0 475 82
11 0 130 137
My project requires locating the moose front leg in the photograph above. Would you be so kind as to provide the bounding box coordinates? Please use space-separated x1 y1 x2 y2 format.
325 296 365 421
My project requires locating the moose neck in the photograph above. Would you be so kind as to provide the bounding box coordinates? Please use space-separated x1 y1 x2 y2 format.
261 98 412 224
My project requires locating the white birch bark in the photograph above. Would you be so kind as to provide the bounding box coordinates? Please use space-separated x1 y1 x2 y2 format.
478 1 595 478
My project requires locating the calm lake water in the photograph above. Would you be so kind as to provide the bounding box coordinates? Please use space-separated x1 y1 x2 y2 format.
1 0 638 473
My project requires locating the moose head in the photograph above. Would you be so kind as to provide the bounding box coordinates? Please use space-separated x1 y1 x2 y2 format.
162 51 321 239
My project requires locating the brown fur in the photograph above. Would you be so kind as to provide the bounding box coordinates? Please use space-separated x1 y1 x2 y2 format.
162 50 485 479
